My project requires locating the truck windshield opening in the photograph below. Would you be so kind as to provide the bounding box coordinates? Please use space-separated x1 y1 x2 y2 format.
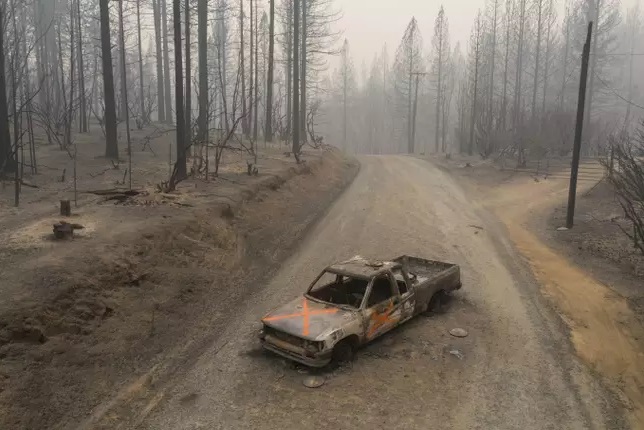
308 271 368 308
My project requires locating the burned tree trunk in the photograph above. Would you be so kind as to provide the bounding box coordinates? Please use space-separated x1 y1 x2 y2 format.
300 0 307 143
292 0 301 160
0 7 14 174
253 0 259 142
162 0 173 124
185 0 192 155
265 0 275 141
249 0 254 139
286 1 292 138
197 0 209 148
240 1 248 136
99 0 119 159
76 0 88 132
136 0 147 125
153 0 166 122
174 0 187 180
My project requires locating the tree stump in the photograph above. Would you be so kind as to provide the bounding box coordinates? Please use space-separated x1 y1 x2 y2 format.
52 221 84 240
60 200 71 216
53 222 74 239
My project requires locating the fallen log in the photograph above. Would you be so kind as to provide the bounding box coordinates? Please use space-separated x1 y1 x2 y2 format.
85 188 141 196
20 180 39 189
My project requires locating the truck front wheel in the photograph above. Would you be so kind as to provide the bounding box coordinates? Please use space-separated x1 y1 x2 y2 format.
332 339 356 364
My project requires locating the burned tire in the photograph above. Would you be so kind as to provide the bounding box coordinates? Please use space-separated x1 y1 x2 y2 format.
427 290 448 314
332 339 356 364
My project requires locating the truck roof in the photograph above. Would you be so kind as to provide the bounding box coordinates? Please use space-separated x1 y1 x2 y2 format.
326 255 401 279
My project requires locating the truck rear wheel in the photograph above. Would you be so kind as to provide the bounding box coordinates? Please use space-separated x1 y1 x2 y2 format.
332 339 356 364
427 290 448 314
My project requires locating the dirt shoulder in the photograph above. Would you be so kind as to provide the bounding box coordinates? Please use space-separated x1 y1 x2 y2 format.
429 154 644 429
548 181 644 318
0 141 358 429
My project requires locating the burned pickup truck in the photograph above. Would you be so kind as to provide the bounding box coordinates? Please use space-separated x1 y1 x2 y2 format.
259 255 461 367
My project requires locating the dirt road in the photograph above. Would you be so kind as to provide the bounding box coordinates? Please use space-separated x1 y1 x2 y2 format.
135 156 619 429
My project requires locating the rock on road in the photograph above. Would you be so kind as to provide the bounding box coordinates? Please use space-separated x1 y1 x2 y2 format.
139 156 615 430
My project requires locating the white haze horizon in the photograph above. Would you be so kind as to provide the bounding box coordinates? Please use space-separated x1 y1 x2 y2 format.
331 0 642 76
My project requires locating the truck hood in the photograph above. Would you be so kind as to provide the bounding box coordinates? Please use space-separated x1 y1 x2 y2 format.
261 296 355 341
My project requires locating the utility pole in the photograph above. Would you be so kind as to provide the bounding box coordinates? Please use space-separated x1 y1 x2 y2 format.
565 21 593 229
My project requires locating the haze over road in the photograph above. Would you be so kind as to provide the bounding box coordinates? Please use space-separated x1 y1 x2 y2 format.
139 156 616 429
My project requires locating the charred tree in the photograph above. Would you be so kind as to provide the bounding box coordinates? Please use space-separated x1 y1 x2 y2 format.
253 0 259 142
118 0 133 188
240 0 248 135
185 0 192 154
286 0 292 137
76 0 88 132
486 0 499 132
198 0 209 146
0 7 14 173
532 0 544 118
100 0 119 159
513 0 526 131
292 0 301 160
265 0 276 141
541 0 555 119
300 0 307 142
174 0 187 179
560 0 571 112
432 6 449 153
500 0 512 130
249 0 255 139
468 11 483 156
136 0 147 125
153 0 166 122
162 0 173 124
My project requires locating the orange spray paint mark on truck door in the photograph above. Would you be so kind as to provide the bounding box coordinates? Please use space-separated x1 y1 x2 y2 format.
367 300 401 339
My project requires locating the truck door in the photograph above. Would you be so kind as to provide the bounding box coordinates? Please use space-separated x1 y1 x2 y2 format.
392 267 415 323
363 272 402 341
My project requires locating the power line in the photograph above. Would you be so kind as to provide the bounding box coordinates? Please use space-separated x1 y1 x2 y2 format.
592 52 644 56
593 71 644 111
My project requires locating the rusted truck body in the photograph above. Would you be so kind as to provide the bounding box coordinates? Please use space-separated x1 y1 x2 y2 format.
259 255 461 367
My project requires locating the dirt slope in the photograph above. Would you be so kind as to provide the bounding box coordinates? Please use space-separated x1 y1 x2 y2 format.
0 147 358 429
136 155 618 430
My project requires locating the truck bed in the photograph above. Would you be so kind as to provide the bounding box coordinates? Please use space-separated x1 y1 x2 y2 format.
393 255 459 284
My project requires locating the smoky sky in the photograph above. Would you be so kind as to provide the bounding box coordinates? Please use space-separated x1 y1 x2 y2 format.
335 0 486 67
332 0 642 71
